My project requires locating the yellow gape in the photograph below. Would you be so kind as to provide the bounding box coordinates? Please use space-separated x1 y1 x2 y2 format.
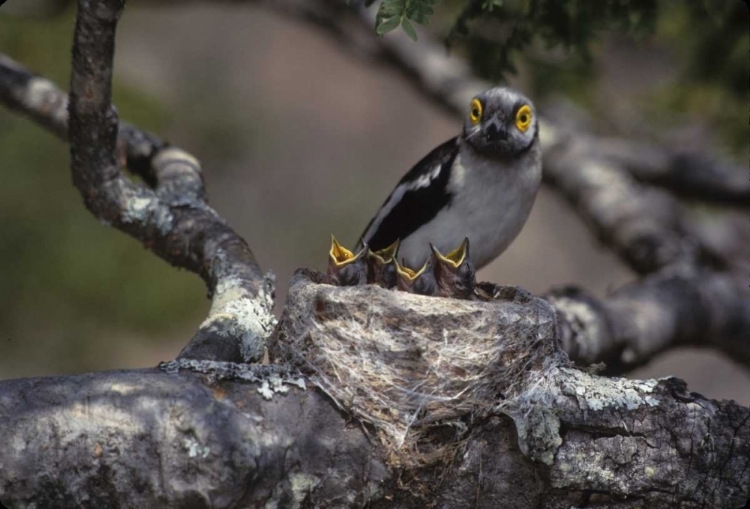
515 105 532 132
329 235 355 266
469 98 483 125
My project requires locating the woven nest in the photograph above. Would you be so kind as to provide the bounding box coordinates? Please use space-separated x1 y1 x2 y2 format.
270 269 561 463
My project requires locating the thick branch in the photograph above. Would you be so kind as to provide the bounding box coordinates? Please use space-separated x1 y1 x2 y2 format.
0 4 277 363
548 269 750 373
593 137 750 207
540 127 701 274
0 367 392 508
1 51 273 362
1 277 748 508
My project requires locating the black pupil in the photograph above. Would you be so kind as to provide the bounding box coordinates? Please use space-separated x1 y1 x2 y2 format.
520 115 528 123
472 109 479 118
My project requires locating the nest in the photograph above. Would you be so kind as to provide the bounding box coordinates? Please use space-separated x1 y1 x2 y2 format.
269 269 562 464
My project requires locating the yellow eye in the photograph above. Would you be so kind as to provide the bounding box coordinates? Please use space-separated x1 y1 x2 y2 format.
469 99 483 125
515 105 532 132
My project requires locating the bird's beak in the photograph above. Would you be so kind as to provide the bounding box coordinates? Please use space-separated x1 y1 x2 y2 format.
394 258 438 295
484 116 508 142
327 235 368 286
430 238 469 269
394 258 429 281
329 235 366 267
366 239 399 287
368 239 400 265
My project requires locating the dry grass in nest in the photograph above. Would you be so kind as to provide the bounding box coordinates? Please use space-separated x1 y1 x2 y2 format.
271 270 561 464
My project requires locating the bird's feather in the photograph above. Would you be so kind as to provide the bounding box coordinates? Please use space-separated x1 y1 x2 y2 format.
360 137 460 252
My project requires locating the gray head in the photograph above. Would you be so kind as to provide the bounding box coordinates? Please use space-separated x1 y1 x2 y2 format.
462 87 539 157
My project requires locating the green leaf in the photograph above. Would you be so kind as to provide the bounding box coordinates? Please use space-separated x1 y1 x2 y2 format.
374 0 438 38
376 15 401 35
401 18 418 41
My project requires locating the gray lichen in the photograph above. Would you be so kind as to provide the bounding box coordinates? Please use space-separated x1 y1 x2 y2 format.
506 365 662 465
160 359 306 401
25 77 68 129
557 368 660 411
184 437 211 459
199 273 278 363
121 189 174 235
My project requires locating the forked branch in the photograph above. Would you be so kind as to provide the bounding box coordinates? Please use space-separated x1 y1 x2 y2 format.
0 1 275 363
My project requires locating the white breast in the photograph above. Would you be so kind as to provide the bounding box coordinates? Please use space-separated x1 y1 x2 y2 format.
397 142 542 269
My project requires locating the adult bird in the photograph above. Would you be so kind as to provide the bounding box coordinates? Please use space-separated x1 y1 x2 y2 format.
359 87 542 270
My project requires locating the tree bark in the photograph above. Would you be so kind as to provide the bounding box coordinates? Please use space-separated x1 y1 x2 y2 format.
0 0 748 507
1 273 748 508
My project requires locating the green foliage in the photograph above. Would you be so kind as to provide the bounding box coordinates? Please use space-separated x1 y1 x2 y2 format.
650 0 748 155
375 0 440 40
450 0 658 80
370 0 746 156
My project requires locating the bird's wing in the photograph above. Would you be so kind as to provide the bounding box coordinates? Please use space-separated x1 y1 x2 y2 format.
360 137 460 252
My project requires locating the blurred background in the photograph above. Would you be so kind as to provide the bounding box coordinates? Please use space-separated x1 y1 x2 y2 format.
0 0 747 402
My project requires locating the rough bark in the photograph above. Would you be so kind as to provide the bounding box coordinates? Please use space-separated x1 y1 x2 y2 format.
0 50 274 362
1 274 748 508
548 270 750 373
71 1 274 362
0 0 749 507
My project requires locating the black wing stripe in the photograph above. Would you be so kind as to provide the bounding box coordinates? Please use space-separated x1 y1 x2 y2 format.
363 139 459 252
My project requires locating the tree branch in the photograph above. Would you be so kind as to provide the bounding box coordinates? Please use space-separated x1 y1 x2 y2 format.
541 127 701 275
0 52 165 186
1 275 748 508
1 1 749 506
548 270 750 373
593 137 750 207
1 4 277 363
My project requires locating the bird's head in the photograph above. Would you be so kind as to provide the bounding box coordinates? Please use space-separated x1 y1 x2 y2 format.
366 239 400 287
430 238 476 299
327 235 367 286
462 87 538 157
394 258 437 295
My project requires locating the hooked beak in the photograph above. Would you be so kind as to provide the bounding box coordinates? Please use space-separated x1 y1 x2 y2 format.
484 116 508 143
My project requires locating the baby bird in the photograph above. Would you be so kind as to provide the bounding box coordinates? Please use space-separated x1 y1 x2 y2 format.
431 238 476 299
366 240 400 288
326 235 367 286
394 258 438 296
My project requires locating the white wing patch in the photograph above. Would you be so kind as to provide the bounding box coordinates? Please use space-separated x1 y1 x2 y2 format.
362 163 443 244
449 154 466 191
412 164 442 189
